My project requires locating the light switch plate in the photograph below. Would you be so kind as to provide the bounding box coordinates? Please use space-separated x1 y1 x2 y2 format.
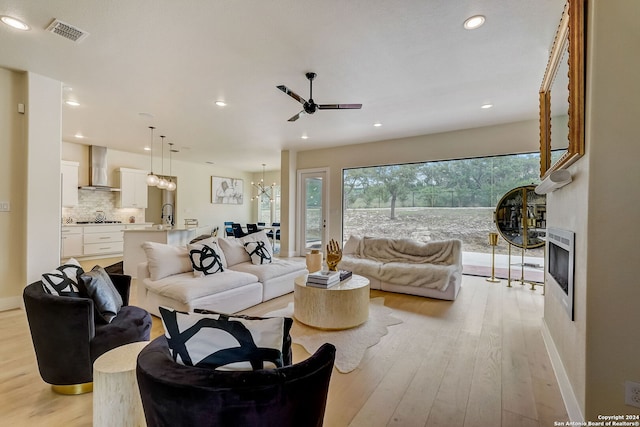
0 201 10 212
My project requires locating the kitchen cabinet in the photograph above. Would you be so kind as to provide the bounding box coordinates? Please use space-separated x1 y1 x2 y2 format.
61 161 79 207
61 226 83 258
117 168 148 208
83 225 124 256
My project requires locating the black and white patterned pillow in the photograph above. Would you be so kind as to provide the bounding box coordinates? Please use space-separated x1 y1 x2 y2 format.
244 240 273 265
159 306 288 371
41 258 84 296
188 243 225 277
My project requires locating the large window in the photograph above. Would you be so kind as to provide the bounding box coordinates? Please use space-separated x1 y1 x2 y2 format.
257 186 281 225
342 152 546 256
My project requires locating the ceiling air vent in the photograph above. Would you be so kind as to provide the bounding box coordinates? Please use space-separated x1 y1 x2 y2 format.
46 19 89 43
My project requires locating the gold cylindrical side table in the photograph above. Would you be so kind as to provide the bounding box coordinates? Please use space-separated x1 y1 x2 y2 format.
486 232 501 283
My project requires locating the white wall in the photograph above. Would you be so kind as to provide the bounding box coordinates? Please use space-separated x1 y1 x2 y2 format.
544 0 640 419
25 73 62 284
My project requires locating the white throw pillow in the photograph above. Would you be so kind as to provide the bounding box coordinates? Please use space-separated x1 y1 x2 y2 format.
244 240 273 265
187 242 225 277
343 235 362 255
142 242 192 281
217 237 251 267
159 306 288 371
193 236 227 268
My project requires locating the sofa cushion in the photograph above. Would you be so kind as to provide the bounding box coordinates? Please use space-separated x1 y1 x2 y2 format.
228 259 305 283
143 270 259 304
159 306 290 371
188 242 225 277
244 240 273 265
142 242 193 281
41 258 84 296
79 265 124 323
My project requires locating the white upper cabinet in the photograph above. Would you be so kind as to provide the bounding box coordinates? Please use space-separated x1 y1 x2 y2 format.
117 168 148 208
61 160 79 207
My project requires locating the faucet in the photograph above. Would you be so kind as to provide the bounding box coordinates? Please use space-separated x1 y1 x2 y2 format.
161 203 174 227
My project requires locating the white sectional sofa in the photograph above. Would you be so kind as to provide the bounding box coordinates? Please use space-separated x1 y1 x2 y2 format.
137 231 307 317
338 235 463 301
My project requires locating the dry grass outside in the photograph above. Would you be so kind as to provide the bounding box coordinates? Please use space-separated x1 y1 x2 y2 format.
342 207 544 257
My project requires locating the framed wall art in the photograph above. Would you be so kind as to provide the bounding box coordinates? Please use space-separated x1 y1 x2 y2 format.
211 176 244 205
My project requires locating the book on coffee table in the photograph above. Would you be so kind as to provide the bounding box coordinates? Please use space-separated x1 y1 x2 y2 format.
306 280 341 289
339 270 352 281
307 270 340 286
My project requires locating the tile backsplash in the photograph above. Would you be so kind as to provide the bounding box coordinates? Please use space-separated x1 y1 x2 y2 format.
62 190 145 224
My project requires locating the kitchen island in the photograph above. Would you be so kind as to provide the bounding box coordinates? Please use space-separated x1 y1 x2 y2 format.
123 226 208 277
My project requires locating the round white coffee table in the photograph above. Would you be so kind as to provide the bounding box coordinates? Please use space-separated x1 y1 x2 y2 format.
294 274 370 330
93 341 150 427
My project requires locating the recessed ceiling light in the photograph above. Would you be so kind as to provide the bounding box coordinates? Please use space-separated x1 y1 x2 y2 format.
215 101 227 107
74 133 84 139
138 112 155 119
1 16 30 31
144 147 151 151
464 15 485 30
301 135 309 140
64 100 80 107
373 122 382 127
481 103 493 109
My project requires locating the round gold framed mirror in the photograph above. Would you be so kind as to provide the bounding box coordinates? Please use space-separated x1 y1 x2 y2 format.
494 185 546 249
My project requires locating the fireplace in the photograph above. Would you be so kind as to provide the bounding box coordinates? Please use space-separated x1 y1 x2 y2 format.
546 228 575 320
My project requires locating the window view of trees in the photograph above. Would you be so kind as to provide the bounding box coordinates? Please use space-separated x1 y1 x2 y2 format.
342 152 546 256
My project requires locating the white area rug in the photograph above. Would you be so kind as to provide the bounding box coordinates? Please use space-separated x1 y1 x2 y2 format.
266 297 402 373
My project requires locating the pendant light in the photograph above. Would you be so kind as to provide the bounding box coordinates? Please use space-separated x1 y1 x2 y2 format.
251 164 275 202
167 142 177 191
146 126 159 186
157 135 168 189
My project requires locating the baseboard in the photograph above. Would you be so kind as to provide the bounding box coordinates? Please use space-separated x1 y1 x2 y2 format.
541 319 584 422
0 296 23 312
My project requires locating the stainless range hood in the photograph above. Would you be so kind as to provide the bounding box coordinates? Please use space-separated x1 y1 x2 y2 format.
79 145 121 191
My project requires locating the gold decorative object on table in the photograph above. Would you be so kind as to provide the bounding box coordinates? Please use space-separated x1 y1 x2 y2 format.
486 232 501 283
325 239 342 271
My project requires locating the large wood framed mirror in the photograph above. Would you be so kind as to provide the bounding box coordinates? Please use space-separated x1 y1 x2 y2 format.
539 0 586 178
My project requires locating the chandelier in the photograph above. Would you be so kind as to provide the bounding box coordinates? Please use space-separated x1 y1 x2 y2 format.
251 164 275 202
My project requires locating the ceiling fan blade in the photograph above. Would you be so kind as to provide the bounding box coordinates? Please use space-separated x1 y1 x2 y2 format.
318 103 363 110
287 111 305 122
277 85 306 105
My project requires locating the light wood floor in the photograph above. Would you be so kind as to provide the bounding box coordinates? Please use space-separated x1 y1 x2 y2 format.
0 275 567 426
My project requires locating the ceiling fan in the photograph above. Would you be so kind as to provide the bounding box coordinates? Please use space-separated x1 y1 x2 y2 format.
277 72 362 122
